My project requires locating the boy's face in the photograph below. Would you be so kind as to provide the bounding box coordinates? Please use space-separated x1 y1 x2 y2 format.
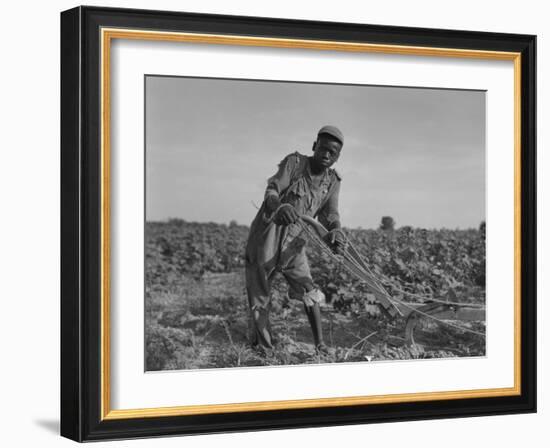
312 134 342 169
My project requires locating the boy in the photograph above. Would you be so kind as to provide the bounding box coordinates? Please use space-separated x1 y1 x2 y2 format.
245 125 346 354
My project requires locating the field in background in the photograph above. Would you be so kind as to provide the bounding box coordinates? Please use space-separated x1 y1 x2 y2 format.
145 220 486 371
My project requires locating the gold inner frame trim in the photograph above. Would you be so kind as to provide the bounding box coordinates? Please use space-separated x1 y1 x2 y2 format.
100 27 522 421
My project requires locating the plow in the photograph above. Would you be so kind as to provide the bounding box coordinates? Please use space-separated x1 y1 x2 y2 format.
298 215 486 347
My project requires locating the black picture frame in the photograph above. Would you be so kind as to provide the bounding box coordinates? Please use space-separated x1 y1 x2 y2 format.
61 5 536 442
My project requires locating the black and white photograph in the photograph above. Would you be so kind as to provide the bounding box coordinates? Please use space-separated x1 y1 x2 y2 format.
144 76 487 371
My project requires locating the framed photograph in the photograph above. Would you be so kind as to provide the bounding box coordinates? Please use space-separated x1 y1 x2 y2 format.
60 6 536 442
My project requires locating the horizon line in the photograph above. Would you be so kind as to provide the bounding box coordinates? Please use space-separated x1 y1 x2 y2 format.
145 217 486 231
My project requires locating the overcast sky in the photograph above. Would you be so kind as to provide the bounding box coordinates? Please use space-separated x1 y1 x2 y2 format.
145 76 485 229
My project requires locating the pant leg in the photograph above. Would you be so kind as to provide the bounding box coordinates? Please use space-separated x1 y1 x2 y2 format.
281 247 314 301
281 249 326 347
245 260 275 348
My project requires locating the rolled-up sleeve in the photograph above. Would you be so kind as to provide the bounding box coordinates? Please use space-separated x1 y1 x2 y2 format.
318 180 341 230
264 154 298 200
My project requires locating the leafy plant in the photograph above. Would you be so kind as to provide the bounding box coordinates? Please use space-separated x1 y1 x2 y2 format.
144 219 486 370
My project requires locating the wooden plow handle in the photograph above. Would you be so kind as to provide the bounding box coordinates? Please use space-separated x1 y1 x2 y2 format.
299 216 400 318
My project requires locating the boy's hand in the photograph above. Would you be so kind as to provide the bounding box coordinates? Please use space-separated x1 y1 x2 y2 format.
327 228 347 255
265 195 281 214
274 204 300 226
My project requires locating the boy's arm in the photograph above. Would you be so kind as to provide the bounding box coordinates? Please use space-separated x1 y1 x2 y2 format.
264 153 299 214
318 181 346 253
318 181 341 230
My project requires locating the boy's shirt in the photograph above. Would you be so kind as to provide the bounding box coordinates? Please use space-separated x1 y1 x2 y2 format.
246 152 341 272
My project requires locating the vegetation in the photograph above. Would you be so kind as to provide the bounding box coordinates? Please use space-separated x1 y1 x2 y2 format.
379 216 396 231
145 219 486 371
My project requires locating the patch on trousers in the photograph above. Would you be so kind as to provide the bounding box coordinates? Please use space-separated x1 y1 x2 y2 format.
302 288 326 307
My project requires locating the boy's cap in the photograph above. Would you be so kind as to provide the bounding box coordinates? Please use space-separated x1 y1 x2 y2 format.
318 125 344 144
